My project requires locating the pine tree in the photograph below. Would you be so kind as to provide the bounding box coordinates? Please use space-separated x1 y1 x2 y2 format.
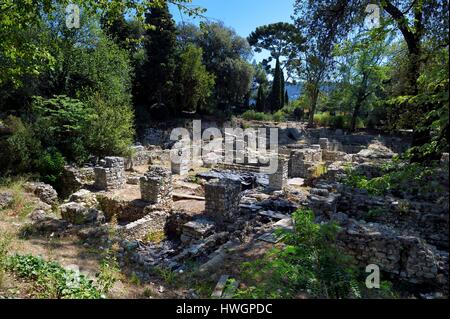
138 2 177 112
270 59 282 112
285 90 289 105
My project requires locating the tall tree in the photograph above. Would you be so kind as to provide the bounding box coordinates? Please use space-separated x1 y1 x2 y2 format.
255 85 266 112
270 59 283 112
137 2 177 111
177 22 254 113
248 22 305 80
174 44 215 114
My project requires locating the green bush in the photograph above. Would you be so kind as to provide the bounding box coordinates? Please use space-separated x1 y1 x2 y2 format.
237 209 361 299
84 93 135 158
314 112 331 127
241 110 271 121
32 95 92 164
3 116 43 173
35 147 66 187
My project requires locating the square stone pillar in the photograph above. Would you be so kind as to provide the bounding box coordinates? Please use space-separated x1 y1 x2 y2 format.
269 156 289 190
205 179 241 224
94 157 126 191
140 166 173 207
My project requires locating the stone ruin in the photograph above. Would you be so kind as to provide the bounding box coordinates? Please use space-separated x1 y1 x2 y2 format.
171 147 190 176
140 166 173 206
288 145 323 180
269 156 289 190
94 157 126 191
205 179 242 224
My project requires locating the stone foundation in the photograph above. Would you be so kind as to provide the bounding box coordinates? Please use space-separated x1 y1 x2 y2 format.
338 220 448 290
288 147 323 178
116 210 169 241
205 179 242 224
94 157 126 191
140 166 173 207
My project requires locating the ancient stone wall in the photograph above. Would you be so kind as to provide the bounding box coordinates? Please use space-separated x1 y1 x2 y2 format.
205 179 242 224
288 147 323 179
94 157 126 191
116 210 169 241
337 220 448 290
338 187 449 249
269 157 289 190
60 165 95 198
124 145 152 171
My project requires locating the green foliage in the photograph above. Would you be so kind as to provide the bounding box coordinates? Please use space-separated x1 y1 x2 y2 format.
237 209 361 299
342 160 445 200
177 22 254 112
35 148 66 186
269 59 283 112
84 93 135 158
144 230 166 244
247 22 304 80
32 95 92 164
6 254 103 299
137 2 177 111
2 116 43 174
174 44 215 113
96 250 120 295
241 110 272 122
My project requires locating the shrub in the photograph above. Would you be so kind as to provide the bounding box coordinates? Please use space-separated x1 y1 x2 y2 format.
241 110 271 121
237 209 361 299
35 147 66 186
314 112 331 127
32 95 92 164
3 116 43 174
84 93 135 158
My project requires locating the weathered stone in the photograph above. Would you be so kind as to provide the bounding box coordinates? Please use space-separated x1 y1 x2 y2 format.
0 191 13 210
181 219 215 242
60 202 99 225
60 165 95 198
69 189 97 207
140 166 173 207
124 145 151 171
205 179 241 224
269 157 289 190
94 157 126 191
25 182 58 205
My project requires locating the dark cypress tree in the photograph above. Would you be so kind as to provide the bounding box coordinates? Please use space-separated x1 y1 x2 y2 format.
256 85 265 112
285 90 289 105
270 59 282 112
280 69 285 108
138 2 177 112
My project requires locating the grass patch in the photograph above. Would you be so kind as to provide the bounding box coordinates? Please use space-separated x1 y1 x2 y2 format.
144 230 166 244
0 177 37 219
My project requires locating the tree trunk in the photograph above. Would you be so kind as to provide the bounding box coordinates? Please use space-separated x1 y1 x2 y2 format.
308 86 319 127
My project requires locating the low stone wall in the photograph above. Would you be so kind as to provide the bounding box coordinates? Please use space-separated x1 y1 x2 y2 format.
124 145 152 171
116 210 169 241
338 187 449 249
97 195 150 222
337 220 448 290
60 166 95 198
94 157 126 191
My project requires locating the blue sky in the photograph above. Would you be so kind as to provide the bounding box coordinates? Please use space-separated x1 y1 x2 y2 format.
170 0 295 63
